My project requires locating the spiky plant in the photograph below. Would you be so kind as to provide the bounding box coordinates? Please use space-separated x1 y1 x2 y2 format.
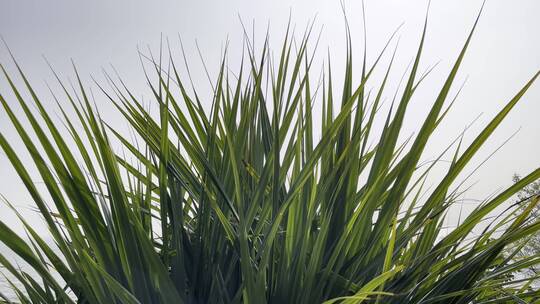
1 6 539 304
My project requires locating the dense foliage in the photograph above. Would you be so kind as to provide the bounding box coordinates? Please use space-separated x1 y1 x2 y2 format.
0 8 539 304
508 174 540 281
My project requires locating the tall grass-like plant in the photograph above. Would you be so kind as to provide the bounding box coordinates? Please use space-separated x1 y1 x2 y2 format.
1 7 540 304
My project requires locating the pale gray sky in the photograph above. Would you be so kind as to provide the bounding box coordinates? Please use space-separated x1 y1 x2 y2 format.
0 0 539 236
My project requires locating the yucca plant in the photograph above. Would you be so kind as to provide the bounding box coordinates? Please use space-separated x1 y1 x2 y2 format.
1 5 539 304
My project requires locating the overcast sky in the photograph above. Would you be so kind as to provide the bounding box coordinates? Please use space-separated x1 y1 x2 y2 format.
0 0 539 236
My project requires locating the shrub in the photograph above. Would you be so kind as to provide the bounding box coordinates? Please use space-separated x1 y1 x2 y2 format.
0 6 539 304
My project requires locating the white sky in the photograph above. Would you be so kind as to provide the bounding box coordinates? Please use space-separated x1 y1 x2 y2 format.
0 0 539 236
